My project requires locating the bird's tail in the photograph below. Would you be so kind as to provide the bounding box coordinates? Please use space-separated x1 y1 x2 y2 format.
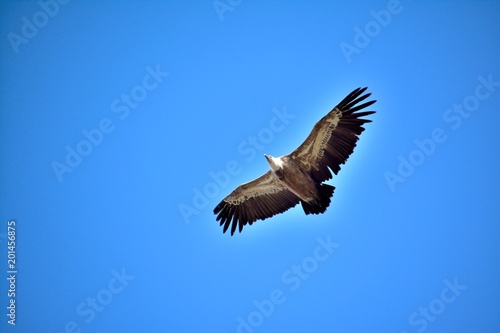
301 183 335 215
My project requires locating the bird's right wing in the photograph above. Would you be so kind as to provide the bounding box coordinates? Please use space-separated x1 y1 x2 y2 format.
290 87 376 182
214 171 300 235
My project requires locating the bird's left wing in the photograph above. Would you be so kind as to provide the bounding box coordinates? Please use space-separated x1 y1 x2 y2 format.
214 171 300 235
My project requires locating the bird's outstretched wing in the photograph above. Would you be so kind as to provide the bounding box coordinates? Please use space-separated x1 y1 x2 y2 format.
290 87 376 182
214 171 300 235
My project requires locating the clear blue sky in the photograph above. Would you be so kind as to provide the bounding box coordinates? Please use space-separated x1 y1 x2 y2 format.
1 1 500 332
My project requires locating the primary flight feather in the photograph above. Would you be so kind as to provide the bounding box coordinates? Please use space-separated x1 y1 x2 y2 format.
214 87 376 235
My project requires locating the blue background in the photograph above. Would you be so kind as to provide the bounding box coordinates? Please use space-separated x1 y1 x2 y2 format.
1 1 500 332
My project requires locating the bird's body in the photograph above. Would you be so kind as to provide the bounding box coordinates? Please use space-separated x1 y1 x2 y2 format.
214 87 376 235
265 154 332 212
269 155 317 202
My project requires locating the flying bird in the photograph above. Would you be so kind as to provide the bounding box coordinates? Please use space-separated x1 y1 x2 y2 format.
214 87 376 235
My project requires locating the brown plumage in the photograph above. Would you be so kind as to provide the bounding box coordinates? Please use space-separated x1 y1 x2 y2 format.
214 87 376 235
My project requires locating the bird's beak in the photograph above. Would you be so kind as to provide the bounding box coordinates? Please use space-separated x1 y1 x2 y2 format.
264 154 269 160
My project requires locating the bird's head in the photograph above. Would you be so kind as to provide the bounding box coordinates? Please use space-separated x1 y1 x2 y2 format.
264 154 283 172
